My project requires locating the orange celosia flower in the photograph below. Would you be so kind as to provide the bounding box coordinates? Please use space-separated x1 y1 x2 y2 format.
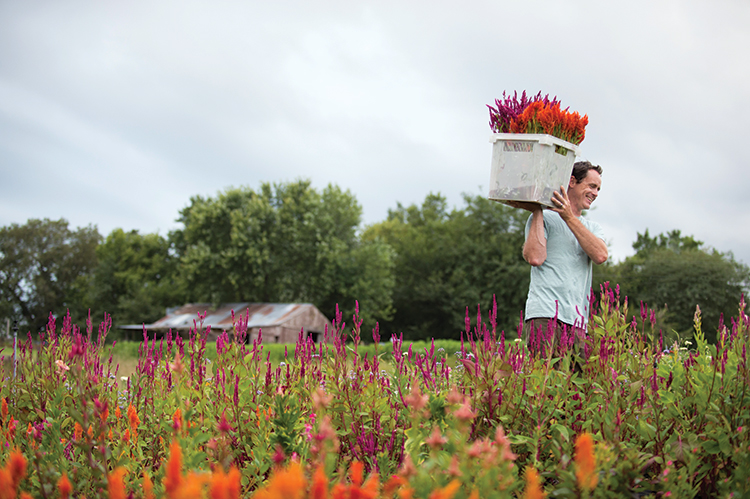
523 467 545 499
127 404 140 430
74 422 83 441
164 439 183 498
575 432 598 491
87 425 94 439
123 428 131 443
108 467 128 499
1 397 8 420
20 493 33 499
173 408 183 432
428 479 461 499
467 490 479 499
100 407 109 424
108 429 113 440
144 471 155 499
175 472 209 499
310 465 329 499
58 473 73 499
0 468 13 497
115 406 121 420
209 466 241 499
255 461 306 499
8 449 27 491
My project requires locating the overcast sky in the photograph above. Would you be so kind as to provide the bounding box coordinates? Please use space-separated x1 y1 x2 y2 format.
1 0 749 266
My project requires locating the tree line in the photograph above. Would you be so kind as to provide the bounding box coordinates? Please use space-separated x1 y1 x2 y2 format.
1 180 747 343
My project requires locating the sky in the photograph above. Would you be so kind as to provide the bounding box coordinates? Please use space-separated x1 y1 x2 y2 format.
1 0 749 266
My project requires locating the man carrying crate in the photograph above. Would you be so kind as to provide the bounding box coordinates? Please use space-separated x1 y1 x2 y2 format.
508 161 608 360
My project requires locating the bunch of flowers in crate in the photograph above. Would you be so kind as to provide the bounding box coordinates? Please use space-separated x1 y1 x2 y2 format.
488 91 589 145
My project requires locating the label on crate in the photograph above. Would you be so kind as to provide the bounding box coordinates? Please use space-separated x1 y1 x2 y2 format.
503 141 533 152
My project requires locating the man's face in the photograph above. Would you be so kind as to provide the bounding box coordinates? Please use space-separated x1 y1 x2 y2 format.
568 170 602 212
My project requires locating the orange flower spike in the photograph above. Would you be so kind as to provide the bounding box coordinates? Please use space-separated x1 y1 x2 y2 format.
0 467 13 497
9 449 27 490
144 471 155 499
87 425 94 439
163 439 184 498
522 467 545 499
58 472 73 499
74 422 83 441
311 465 329 499
382 476 406 499
428 479 461 499
350 461 364 486
20 493 33 499
362 472 380 499
127 403 140 430
115 406 121 420
467 490 479 499
177 472 208 499
100 406 109 424
1 397 7 420
123 428 131 443
107 467 128 499
574 432 598 491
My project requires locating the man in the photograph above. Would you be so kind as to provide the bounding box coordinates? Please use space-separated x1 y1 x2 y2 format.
509 161 607 357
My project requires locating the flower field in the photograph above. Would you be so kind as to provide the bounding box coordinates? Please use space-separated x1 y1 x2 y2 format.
1 284 749 498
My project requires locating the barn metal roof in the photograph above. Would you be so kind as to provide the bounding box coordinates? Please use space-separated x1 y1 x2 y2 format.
120 302 316 331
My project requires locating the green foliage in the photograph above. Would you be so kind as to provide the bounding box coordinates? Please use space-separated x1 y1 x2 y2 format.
171 179 395 328
0 218 100 333
363 193 529 340
595 229 750 342
85 229 184 335
1 291 750 497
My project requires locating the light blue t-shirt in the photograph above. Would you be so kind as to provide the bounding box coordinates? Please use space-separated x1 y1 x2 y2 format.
524 210 605 326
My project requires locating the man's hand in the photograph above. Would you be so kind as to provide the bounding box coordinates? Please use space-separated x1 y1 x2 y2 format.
549 186 574 221
506 200 542 212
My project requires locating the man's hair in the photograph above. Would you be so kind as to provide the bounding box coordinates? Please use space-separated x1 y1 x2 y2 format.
571 161 603 184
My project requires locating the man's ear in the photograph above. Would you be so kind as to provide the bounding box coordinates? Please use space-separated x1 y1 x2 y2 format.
568 176 576 189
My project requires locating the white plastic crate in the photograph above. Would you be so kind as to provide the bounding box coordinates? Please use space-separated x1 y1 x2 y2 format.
488 133 580 208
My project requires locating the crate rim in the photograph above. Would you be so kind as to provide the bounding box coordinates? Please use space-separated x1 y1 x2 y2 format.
489 132 580 156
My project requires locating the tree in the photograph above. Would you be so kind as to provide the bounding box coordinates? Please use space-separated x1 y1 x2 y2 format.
0 219 100 334
170 180 395 329
363 193 529 340
596 229 749 342
86 229 184 333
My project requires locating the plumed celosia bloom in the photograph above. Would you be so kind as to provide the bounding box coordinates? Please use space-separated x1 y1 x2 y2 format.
523 467 545 499
1 397 8 420
574 432 598 491
208 466 241 499
428 479 461 499
164 439 184 498
144 471 155 499
58 473 73 499
108 467 128 499
310 465 329 499
127 403 140 430
8 449 27 491
254 460 306 499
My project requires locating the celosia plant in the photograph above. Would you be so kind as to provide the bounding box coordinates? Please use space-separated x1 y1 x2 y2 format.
488 91 589 145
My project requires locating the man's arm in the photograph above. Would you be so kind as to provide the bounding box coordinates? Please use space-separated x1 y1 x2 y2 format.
522 206 547 267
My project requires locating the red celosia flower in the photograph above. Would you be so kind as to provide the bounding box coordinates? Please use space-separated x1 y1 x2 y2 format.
123 428 131 443
523 467 545 499
217 411 233 435
108 467 128 499
164 439 183 498
575 432 598 491
58 473 73 499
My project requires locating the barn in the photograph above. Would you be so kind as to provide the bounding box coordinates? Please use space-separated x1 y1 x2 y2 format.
121 302 331 343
